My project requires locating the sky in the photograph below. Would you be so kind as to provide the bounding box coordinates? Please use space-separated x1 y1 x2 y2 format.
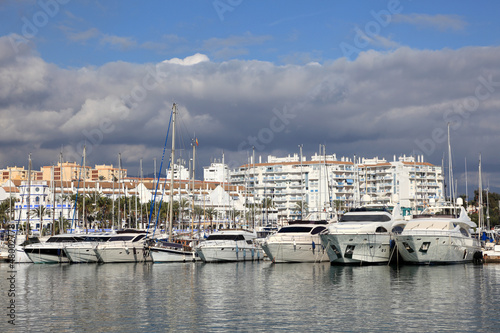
1 0 500 196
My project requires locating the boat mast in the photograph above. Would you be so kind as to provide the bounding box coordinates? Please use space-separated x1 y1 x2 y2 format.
118 153 121 229
191 139 196 235
27 153 31 238
478 154 484 233
51 165 55 236
447 123 455 207
168 103 177 241
83 145 87 233
59 149 64 234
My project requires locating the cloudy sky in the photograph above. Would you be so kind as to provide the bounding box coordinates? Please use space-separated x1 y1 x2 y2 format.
1 0 500 195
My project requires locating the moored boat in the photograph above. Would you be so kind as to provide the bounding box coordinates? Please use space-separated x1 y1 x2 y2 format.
394 203 481 264
319 206 405 265
24 234 86 264
195 229 262 263
261 220 329 263
94 231 151 263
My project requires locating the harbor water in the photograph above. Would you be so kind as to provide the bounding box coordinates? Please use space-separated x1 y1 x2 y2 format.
1 262 500 332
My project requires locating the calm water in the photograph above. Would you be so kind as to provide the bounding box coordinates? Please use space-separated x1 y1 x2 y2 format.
1 261 500 332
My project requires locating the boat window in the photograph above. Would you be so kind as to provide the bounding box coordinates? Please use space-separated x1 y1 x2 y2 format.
375 227 388 233
340 214 391 222
278 226 313 233
206 234 246 241
132 234 146 242
391 226 404 234
84 236 112 242
109 236 136 242
46 236 83 243
460 228 469 237
402 242 414 253
311 226 327 235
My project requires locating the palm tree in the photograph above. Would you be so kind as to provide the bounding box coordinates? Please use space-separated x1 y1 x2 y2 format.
204 208 216 231
29 205 48 235
261 197 274 226
0 199 11 228
293 201 309 219
178 198 190 229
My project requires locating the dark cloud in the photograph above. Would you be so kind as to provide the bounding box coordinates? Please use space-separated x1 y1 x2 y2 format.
1 34 499 193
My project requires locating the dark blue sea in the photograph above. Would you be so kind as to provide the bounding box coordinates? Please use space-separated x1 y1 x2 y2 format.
1 261 499 332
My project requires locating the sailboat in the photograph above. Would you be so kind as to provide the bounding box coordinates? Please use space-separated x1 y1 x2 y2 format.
149 104 200 262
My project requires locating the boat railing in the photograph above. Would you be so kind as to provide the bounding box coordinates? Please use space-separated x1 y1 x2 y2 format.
402 229 462 237
270 235 316 243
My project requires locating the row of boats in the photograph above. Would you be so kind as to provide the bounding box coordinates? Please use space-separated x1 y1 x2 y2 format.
0 201 492 266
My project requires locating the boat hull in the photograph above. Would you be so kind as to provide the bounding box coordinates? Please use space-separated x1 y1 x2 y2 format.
195 245 262 262
95 245 151 263
395 234 480 264
261 241 328 263
64 244 100 263
24 247 70 264
320 233 393 265
150 246 200 262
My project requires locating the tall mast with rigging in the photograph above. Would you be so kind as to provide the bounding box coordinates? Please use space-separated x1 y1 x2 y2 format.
168 103 177 241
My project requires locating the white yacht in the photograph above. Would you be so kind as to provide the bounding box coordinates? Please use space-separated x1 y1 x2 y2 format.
94 231 151 263
261 221 329 263
395 203 481 264
195 229 263 263
24 234 87 264
319 206 405 265
64 233 115 263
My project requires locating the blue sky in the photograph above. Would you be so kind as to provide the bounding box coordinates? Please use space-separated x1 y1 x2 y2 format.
4 1 500 66
1 0 500 195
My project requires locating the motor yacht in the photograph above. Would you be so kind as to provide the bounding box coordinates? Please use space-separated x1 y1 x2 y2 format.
94 231 151 263
261 221 329 263
24 234 86 264
195 229 262 263
395 202 481 264
64 233 115 263
319 205 405 265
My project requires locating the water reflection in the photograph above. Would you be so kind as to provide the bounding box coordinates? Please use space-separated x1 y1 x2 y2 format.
1 262 500 332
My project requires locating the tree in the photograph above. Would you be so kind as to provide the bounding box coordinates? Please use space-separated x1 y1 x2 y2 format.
204 208 216 231
293 201 308 219
261 197 274 225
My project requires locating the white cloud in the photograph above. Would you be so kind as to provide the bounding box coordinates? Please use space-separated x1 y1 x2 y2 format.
393 14 467 31
162 53 210 66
